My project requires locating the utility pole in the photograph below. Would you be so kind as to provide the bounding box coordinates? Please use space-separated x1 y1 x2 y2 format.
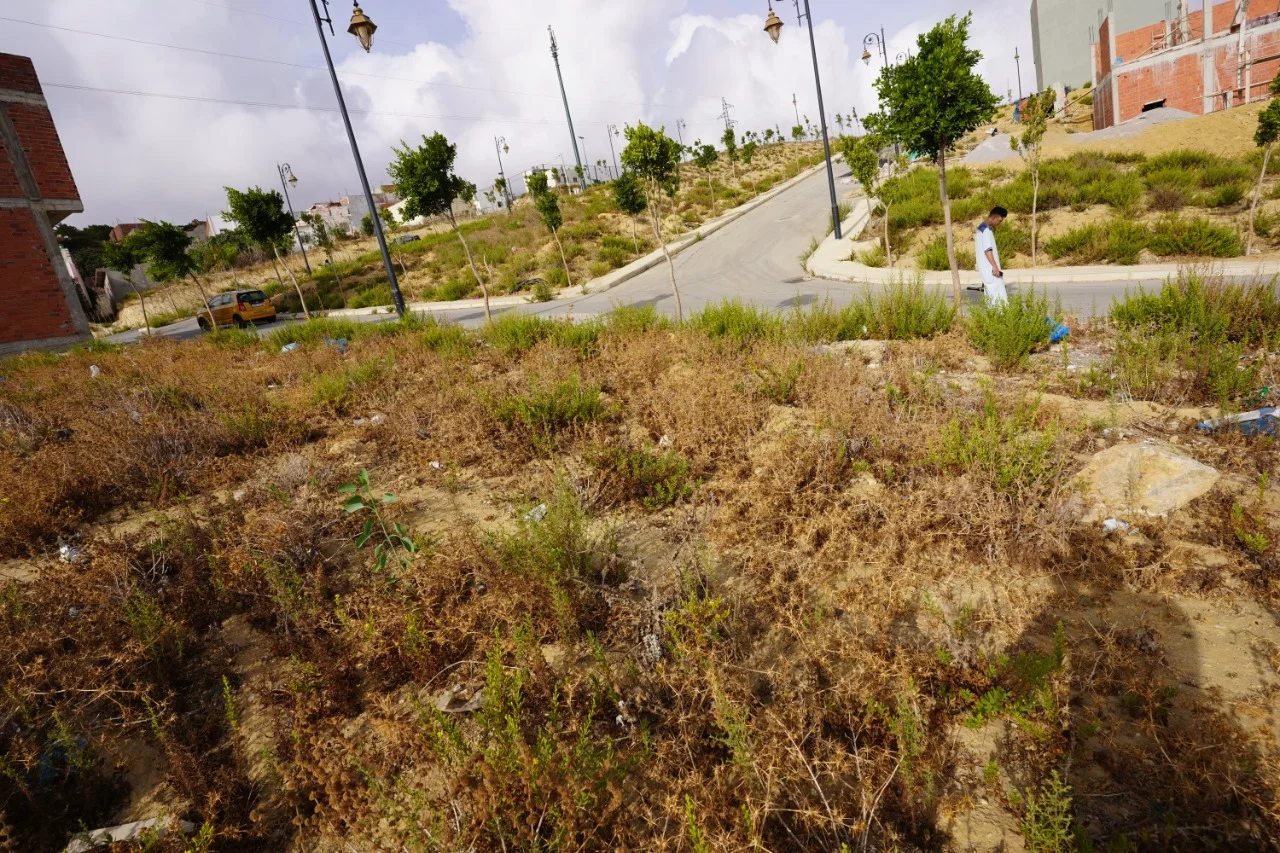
606 124 620 177
1014 47 1023 103
718 97 736 132
494 136 512 213
548 26 585 192
792 93 801 126
676 118 687 159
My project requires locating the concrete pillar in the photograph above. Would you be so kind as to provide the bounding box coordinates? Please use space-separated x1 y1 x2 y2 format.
1203 0 1216 113
1106 12 1120 124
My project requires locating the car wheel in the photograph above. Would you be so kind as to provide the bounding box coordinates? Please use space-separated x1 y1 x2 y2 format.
198 318 211 332
234 316 248 329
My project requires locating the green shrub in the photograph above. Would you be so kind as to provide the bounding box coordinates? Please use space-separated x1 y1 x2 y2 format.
547 318 604 357
605 303 667 334
1148 216 1241 257
691 299 783 345
918 234 976 271
599 444 697 507
933 388 1062 493
597 245 631 270
993 221 1031 257
533 279 555 302
1199 160 1252 188
480 313 554 355
858 243 888 267
350 285 392 309
433 277 474 302
1147 182 1189 211
966 288 1057 369
418 318 472 356
1104 219 1150 265
1139 149 1219 175
1044 224 1104 263
492 375 608 448
864 276 955 339
545 266 568 287
1142 167 1197 191
267 317 365 348
1200 182 1247 208
1111 273 1280 342
786 299 871 343
587 260 613 278
205 328 260 350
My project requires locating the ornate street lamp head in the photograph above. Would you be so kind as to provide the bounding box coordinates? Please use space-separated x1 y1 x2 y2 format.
861 48 872 66
288 173 298 186
763 9 784 44
348 3 377 53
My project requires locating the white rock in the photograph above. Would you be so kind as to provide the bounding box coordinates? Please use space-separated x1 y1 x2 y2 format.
1076 442 1219 523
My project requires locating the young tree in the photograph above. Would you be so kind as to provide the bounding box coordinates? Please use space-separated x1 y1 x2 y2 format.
526 170 573 290
1249 78 1280 254
388 132 490 319
721 126 739 181
100 236 151 332
223 186 312 319
378 206 408 275
1010 89 1057 266
301 212 344 293
834 113 845 136
613 170 647 254
764 127 775 144
493 176 509 213
692 142 720 216
360 213 375 237
742 138 759 166
866 13 999 307
131 220 218 325
621 122 685 322
839 134 905 266
791 125 804 143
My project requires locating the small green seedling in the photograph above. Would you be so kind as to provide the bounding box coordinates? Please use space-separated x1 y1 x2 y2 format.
338 469 418 574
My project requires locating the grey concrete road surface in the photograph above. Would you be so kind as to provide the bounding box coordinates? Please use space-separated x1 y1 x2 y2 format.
105 168 1184 346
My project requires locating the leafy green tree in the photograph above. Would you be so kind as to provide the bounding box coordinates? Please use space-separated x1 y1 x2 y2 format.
721 126 739 181
612 170 647 254
223 186 311 319
1249 78 1280 253
493 176 509 213
131 220 216 324
791 125 804 143
53 223 111 281
839 134 905 266
1010 89 1057 265
360 212 375 237
388 132 489 318
692 142 720 216
834 113 845 136
526 170 572 289
378 206 408 275
764 127 775 144
301 212 344 294
742 139 758 166
866 13 999 306
100 236 152 331
621 122 685 321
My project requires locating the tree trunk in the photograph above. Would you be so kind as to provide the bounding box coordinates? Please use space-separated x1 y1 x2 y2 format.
647 191 683 323
552 227 573 290
630 216 639 255
448 211 490 322
708 171 718 217
186 273 215 328
269 253 285 291
130 278 152 334
274 246 311 321
883 203 893 268
481 256 495 322
165 287 182 316
937 152 961 309
1249 143 1273 255
1031 166 1040 267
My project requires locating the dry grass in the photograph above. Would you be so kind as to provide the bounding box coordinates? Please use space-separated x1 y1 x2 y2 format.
4 289 1280 851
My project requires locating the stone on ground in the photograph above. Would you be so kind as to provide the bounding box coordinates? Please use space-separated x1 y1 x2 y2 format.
1075 441 1219 522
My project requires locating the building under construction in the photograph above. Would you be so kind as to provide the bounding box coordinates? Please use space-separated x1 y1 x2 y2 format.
1093 0 1280 129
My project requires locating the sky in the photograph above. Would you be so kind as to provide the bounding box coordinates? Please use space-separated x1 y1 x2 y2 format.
0 0 1033 227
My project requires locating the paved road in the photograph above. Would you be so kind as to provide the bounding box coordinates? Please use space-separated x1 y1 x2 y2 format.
107 167 1174 345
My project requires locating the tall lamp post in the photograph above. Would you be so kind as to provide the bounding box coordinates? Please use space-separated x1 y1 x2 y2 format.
606 123 620 177
676 118 687 160
549 27 586 192
307 0 404 316
861 27 888 68
494 136 512 212
578 135 590 185
1014 47 1024 104
276 163 311 275
764 0 843 239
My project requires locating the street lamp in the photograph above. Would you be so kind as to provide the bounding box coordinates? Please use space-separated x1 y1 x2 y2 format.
606 123 621 178
276 163 311 275
494 136 513 213
578 135 590 185
763 0 844 239
676 118 687 160
308 0 405 316
1014 47 1024 104
894 51 910 65
862 28 887 67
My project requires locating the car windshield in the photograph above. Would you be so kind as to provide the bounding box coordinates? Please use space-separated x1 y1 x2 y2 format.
240 291 267 304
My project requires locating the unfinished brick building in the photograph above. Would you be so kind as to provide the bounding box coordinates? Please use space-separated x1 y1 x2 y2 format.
0 52 90 353
1093 1 1280 129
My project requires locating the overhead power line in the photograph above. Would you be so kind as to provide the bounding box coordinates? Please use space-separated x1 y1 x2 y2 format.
0 15 663 110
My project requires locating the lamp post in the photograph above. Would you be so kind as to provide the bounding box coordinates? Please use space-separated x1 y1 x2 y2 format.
1014 47 1024 104
578 135 590 185
276 163 311 275
494 136 512 213
307 0 404 316
549 27 586 192
894 51 911 65
861 27 888 67
676 118 687 160
764 0 842 239
606 123 620 177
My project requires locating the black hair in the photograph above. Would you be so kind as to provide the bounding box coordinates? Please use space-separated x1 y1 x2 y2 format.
990 206 1008 218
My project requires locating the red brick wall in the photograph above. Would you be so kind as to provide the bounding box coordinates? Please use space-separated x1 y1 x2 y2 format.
6 103 78 201
1116 52 1205 121
1115 21 1167 64
0 54 41 95
1093 77 1115 129
0 133 20 197
1099 17 1113 78
0 208 77 342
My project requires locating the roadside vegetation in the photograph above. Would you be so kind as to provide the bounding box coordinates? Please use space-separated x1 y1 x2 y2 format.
4 269 1280 851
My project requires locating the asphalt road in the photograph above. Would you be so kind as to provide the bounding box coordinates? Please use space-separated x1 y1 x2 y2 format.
107 168 1173 345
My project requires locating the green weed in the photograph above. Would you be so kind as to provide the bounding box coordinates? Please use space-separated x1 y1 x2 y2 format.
966 288 1058 369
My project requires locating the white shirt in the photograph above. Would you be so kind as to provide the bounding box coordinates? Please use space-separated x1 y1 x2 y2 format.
975 222 1000 286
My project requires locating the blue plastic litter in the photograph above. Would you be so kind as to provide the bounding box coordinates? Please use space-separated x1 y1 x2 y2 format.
1045 317 1069 343
1197 407 1278 437
324 337 349 354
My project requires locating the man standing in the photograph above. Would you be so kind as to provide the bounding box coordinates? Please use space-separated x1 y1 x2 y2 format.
975 206 1008 305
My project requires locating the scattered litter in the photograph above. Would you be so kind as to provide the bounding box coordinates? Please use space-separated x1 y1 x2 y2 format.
434 687 485 714
352 418 367 426
267 383 281 390
616 699 636 728
65 817 196 853
129 410 141 424
524 503 548 522
67 606 83 618
640 632 662 666
57 539 80 563
657 434 672 448
1102 518 1130 533
429 460 444 470
369 413 386 426
324 337 349 354
1047 319 1070 343
415 427 431 440
89 365 101 378
1197 407 1278 437
232 490 247 502
280 342 301 353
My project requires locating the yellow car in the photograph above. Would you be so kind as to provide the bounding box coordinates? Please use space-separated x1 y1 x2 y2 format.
197 289 277 331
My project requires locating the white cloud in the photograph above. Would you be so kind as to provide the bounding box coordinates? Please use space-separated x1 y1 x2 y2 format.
2 0 1032 226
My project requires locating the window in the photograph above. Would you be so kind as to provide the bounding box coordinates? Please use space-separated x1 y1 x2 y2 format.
240 290 267 305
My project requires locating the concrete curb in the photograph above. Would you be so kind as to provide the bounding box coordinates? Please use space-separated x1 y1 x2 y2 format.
302 159 835 320
806 199 1280 286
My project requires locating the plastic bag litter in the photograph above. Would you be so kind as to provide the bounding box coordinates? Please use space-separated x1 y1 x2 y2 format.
429 460 444 470
1102 518 1130 533
280 343 301 353
58 541 81 563
89 365 101 378
657 434 673 448
369 413 386 426
1197 407 1277 437
524 503 548 522
324 337 349 354
1046 318 1069 343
